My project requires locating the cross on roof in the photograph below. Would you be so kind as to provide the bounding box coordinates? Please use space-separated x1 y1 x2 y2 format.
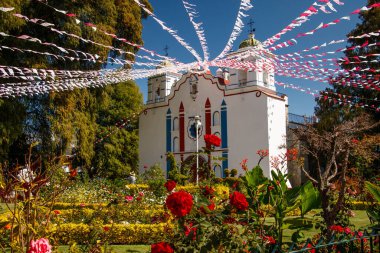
247 18 255 35
163 45 169 56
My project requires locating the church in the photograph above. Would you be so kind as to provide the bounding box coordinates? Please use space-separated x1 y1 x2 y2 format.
139 35 288 179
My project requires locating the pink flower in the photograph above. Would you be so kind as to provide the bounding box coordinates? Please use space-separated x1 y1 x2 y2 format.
138 192 144 197
344 227 352 235
357 231 363 237
79 203 86 207
125 196 134 202
27 238 52 253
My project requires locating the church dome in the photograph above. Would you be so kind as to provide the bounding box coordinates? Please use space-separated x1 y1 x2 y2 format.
156 60 174 69
239 34 262 49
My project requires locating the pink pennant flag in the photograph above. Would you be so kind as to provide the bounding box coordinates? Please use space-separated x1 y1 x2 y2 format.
361 40 369 48
66 13 76 17
332 0 344 5
351 9 361 14
308 6 318 13
370 3 380 8
318 0 329 3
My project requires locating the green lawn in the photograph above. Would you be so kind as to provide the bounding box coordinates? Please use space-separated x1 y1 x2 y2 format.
265 210 372 242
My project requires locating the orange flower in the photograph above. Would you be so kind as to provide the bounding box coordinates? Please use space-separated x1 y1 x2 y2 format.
53 210 61 215
3 224 11 230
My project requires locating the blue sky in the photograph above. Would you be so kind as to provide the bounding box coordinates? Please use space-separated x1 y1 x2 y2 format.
135 0 366 116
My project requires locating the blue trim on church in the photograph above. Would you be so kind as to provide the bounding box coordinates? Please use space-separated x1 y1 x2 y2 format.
166 108 172 176
221 100 228 177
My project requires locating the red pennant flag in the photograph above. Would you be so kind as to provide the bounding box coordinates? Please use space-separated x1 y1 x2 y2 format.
308 6 318 13
66 13 76 17
370 3 380 8
361 40 369 48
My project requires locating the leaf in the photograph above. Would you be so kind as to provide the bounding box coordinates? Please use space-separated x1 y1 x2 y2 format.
244 166 267 188
365 181 380 202
299 181 321 216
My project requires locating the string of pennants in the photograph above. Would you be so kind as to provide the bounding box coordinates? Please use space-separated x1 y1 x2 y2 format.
263 0 345 47
268 3 380 51
182 0 209 62
0 0 378 109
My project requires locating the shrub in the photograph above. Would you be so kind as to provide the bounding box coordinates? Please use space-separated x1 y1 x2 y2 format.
52 223 174 245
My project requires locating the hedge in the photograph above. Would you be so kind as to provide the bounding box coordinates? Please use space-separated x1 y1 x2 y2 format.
51 222 174 245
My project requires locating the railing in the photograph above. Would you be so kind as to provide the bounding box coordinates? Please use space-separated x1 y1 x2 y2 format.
268 229 380 253
288 113 317 125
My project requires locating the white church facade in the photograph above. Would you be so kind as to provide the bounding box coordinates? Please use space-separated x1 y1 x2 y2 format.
139 35 288 179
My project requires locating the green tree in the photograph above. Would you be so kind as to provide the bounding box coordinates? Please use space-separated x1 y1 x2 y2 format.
0 0 152 177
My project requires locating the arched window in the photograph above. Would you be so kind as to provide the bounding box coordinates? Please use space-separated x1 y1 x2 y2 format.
213 111 220 126
173 137 179 152
214 165 222 178
173 117 179 131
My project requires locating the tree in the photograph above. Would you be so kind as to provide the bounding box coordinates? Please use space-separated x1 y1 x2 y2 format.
293 114 379 238
315 0 379 123
0 0 152 177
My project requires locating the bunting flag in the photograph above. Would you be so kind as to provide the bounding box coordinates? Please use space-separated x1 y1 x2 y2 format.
182 0 209 62
95 114 139 144
0 7 177 65
213 0 253 61
263 0 344 47
275 30 380 61
276 81 320 97
133 0 202 62
0 43 162 68
33 0 174 62
268 3 380 51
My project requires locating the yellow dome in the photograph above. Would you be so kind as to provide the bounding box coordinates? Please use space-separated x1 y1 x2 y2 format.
156 60 174 69
239 34 262 49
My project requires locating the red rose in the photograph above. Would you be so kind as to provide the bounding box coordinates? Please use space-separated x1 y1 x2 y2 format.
230 191 249 211
204 134 221 147
184 223 197 240
262 235 276 245
166 191 193 218
330 225 344 233
306 243 316 253
164 180 176 192
151 242 174 253
208 201 215 211
202 186 215 198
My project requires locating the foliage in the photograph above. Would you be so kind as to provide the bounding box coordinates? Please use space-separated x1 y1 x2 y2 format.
0 0 151 178
364 181 380 226
293 113 379 238
138 164 166 198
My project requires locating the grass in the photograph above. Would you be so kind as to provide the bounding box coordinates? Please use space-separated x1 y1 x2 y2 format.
264 210 372 242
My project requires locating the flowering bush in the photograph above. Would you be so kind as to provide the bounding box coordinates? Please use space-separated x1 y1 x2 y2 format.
27 238 52 253
166 191 193 218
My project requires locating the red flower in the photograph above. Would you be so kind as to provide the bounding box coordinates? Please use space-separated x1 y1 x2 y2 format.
204 134 221 147
151 242 174 253
69 169 77 178
330 225 344 233
184 223 197 240
138 192 144 197
268 185 275 191
230 191 249 211
202 186 215 198
166 191 193 218
240 158 248 171
306 243 316 253
208 201 215 211
136 196 142 201
164 180 176 192
257 149 269 158
103 226 110 232
351 138 359 144
262 235 276 245
3 224 11 230
285 148 298 161
53 210 61 215
344 227 353 235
